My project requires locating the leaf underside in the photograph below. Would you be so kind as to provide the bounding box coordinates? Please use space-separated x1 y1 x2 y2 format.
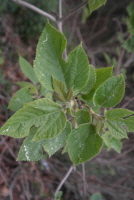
0 98 66 140
43 121 72 157
17 127 44 161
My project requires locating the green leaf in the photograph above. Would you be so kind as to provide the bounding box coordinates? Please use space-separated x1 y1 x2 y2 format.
82 66 113 102
88 0 107 14
54 191 63 200
93 74 125 107
34 21 67 90
82 6 90 24
105 120 127 139
0 98 66 139
19 56 38 83
34 22 89 93
66 87 73 102
75 110 91 125
94 67 113 89
105 108 134 120
15 81 37 94
52 76 66 97
123 116 134 132
64 44 89 93
96 121 103 134
43 121 72 157
45 92 53 101
40 85 51 97
105 108 131 139
8 88 33 111
90 193 103 200
68 124 103 165
81 65 96 94
52 77 73 102
33 111 66 141
17 127 44 161
102 131 122 153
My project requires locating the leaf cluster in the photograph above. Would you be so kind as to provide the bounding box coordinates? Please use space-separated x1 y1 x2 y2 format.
0 21 134 166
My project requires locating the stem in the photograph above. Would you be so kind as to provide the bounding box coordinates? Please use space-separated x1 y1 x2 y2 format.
58 0 63 33
59 0 88 22
57 0 67 60
87 107 104 121
82 163 87 199
10 0 56 22
115 48 125 75
54 165 74 198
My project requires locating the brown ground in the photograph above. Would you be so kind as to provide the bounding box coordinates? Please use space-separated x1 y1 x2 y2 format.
0 0 134 199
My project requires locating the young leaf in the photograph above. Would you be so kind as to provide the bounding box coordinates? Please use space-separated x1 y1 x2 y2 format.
93 74 125 107
0 98 66 139
68 124 103 165
81 65 96 94
8 88 33 112
17 127 44 161
19 56 38 83
52 77 73 102
66 88 73 102
43 121 72 157
105 108 134 120
52 76 66 98
34 21 67 90
102 131 122 153
75 110 91 125
88 0 107 14
82 66 113 101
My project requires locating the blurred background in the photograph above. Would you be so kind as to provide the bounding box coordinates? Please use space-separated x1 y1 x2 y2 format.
0 0 134 199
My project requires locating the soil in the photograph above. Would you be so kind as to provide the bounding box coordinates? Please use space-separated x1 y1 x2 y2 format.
0 0 134 200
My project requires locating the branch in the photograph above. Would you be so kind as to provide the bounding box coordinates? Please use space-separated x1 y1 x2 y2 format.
10 0 56 22
57 0 67 60
54 165 74 198
82 163 87 198
58 0 63 33
59 0 88 22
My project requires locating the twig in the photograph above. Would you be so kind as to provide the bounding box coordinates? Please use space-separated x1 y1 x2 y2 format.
68 11 81 46
76 27 96 66
57 0 67 60
59 0 88 22
115 48 125 75
89 27 107 41
1 137 16 159
82 163 87 199
58 0 63 33
10 0 56 22
54 165 74 198
123 53 134 68
122 97 134 108
10 0 88 24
